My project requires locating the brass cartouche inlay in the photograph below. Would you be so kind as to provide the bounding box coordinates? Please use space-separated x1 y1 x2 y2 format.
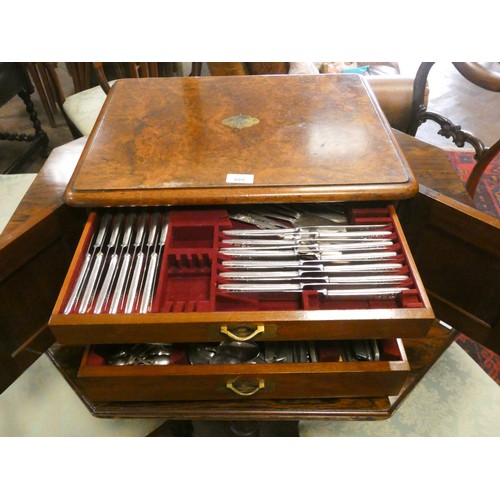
221 114 260 129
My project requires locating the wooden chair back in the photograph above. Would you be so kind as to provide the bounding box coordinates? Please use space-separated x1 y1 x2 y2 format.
93 62 202 94
407 62 500 197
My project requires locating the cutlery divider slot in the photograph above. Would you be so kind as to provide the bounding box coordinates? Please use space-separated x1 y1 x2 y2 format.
59 204 428 315
154 208 232 312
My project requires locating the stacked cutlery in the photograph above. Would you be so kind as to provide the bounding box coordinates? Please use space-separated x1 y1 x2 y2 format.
218 223 411 299
64 210 169 314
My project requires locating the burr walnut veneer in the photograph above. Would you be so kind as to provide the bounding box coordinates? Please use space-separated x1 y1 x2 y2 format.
64 75 418 207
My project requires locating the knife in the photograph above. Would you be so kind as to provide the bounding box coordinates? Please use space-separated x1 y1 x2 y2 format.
220 240 394 253
223 225 390 237
220 260 404 272
219 273 409 284
221 239 394 249
218 284 409 298
219 249 399 260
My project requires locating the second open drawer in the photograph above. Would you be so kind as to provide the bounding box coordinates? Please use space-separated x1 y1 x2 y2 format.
77 338 410 402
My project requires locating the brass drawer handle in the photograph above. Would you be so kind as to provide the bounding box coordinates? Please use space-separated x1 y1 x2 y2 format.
226 379 265 397
220 324 265 341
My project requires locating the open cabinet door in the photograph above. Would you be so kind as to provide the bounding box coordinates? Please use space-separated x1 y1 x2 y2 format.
398 185 500 354
0 139 86 393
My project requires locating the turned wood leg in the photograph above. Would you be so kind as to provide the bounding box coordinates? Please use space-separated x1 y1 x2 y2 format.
18 89 49 157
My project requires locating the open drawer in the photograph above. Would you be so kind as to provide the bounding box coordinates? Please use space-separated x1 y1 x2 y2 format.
77 338 410 402
49 203 434 345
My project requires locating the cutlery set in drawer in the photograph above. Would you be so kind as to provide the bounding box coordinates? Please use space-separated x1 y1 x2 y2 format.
49 203 433 402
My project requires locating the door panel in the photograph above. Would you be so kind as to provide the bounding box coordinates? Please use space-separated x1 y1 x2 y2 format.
398 185 500 353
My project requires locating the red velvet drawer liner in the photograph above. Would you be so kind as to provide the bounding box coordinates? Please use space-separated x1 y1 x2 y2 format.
153 205 425 313
61 205 426 315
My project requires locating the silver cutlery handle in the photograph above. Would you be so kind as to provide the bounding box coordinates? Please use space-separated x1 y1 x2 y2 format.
95 213 112 247
109 253 131 314
140 252 158 313
78 252 103 313
121 213 136 247
159 216 169 245
64 253 91 314
108 213 124 247
134 214 148 246
146 213 160 247
125 252 145 313
94 254 118 314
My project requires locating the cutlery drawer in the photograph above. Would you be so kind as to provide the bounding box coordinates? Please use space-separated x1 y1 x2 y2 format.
77 338 410 402
49 204 434 344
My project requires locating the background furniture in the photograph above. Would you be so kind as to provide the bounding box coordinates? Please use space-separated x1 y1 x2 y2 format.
24 62 60 128
407 62 500 196
0 62 49 174
41 62 202 138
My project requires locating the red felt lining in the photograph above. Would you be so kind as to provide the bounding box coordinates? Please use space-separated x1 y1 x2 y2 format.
317 338 402 362
63 205 426 315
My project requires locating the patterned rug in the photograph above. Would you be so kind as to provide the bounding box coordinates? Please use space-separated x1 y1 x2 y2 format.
446 150 499 384
445 150 500 219
455 333 499 385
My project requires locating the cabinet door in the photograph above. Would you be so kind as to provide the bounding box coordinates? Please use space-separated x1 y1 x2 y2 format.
0 205 84 393
0 138 87 393
398 185 500 354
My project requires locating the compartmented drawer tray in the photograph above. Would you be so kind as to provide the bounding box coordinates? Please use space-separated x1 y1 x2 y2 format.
77 339 410 402
49 204 434 344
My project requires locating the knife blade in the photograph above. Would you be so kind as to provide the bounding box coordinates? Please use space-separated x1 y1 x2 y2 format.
218 284 409 298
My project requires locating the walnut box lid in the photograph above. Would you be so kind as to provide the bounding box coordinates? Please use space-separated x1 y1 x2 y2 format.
64 74 417 207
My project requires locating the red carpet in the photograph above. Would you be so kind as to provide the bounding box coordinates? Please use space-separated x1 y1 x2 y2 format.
455 333 499 384
445 150 500 218
446 150 499 384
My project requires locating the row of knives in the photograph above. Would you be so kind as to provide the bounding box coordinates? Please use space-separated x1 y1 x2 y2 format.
217 219 411 299
64 210 169 315
64 205 410 314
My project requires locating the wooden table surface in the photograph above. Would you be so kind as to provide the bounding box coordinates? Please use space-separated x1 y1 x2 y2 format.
393 130 473 206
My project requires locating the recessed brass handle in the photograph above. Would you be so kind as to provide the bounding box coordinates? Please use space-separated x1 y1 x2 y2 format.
226 379 265 397
220 324 265 341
